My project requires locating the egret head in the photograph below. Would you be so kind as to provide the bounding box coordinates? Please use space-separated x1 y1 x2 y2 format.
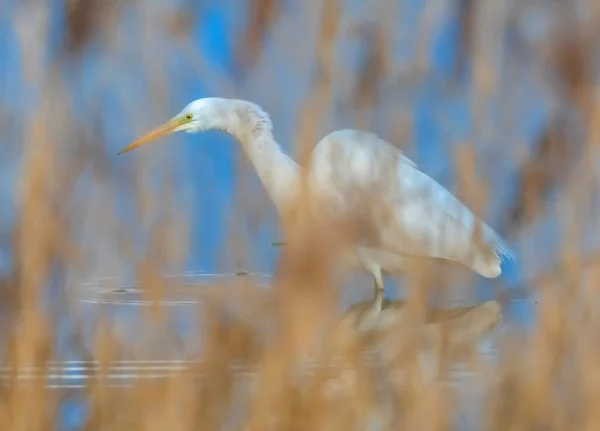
117 97 235 155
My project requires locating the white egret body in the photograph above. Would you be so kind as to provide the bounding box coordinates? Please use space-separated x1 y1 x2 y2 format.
118 98 513 305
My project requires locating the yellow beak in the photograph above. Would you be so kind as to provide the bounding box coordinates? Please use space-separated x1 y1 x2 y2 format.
117 120 180 155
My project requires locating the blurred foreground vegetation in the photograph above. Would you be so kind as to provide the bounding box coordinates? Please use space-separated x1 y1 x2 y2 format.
0 0 599 429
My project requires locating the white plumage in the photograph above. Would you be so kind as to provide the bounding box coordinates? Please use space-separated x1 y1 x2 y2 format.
118 98 514 310
310 130 512 277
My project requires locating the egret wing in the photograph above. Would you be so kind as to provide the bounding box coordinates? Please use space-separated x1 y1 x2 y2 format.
309 129 512 265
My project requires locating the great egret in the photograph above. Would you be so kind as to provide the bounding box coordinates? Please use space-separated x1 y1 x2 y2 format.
118 98 513 313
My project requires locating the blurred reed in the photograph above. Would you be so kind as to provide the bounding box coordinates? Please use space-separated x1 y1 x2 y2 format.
0 0 598 430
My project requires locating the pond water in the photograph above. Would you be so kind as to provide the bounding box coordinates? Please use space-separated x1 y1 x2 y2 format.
2 272 538 430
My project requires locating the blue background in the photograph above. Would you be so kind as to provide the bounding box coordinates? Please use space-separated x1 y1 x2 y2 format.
0 1 568 292
1 1 580 428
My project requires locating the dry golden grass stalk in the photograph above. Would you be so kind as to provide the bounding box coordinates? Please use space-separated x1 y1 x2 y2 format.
2 0 600 430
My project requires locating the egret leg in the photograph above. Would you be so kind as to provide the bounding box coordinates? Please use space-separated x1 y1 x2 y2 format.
365 261 384 309
371 268 384 315
355 262 385 332
356 280 384 333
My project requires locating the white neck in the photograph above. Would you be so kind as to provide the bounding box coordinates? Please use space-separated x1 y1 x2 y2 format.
217 101 300 215
239 131 300 215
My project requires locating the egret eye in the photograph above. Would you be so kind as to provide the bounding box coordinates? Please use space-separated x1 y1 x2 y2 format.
184 114 193 121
